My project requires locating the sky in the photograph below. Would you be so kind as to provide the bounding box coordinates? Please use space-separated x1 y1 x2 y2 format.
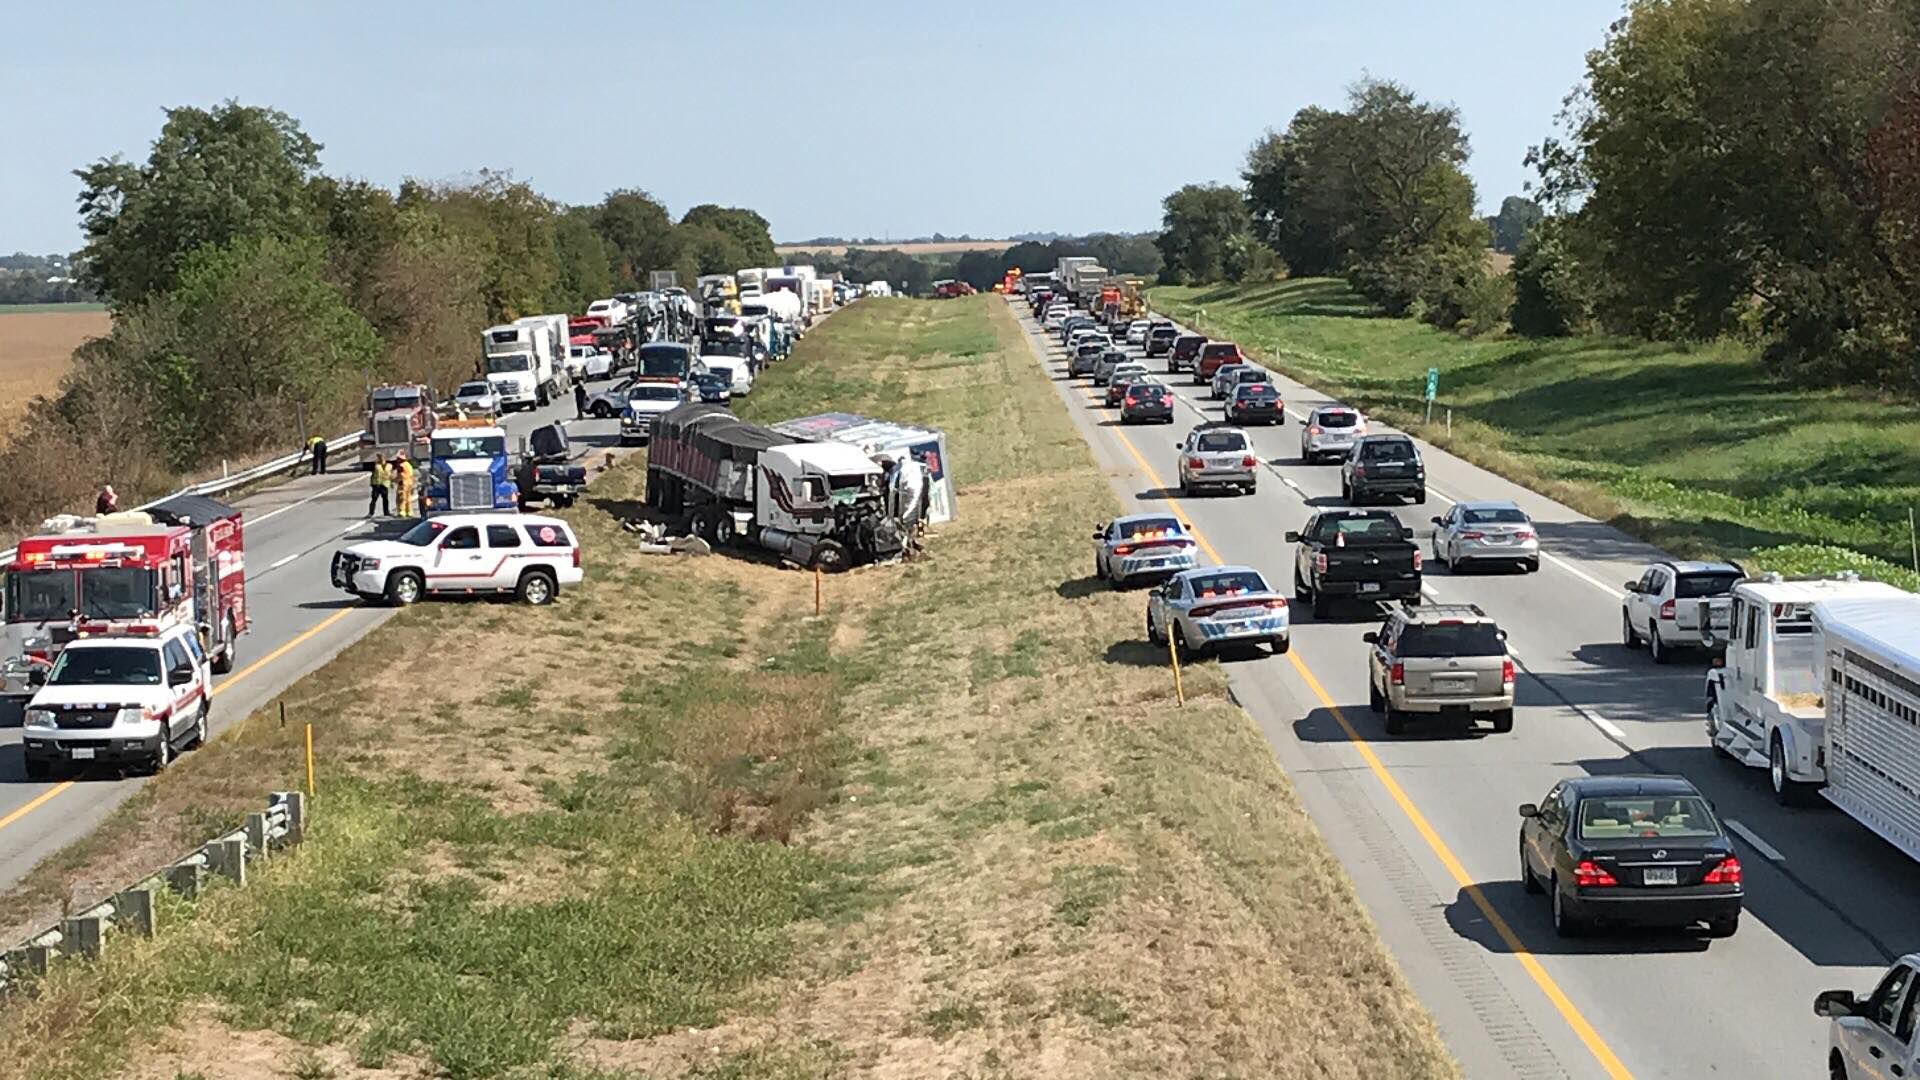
0 1 1625 254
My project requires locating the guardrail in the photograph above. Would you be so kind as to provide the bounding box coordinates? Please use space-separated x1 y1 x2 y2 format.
0 791 308 993
0 430 360 566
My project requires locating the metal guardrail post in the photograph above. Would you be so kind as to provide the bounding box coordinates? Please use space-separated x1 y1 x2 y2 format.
245 812 269 859
277 791 306 843
207 838 246 885
113 889 155 938
164 862 204 899
59 916 102 959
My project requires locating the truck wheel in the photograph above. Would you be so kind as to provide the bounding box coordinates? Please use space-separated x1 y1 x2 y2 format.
591 402 612 418
1491 708 1514 734
714 514 737 547
151 728 172 774
210 616 236 674
812 541 849 573
187 700 209 750
24 758 50 781
386 570 424 607
517 569 557 606
1294 570 1310 602
1770 733 1813 806
1383 702 1407 735
1369 679 1383 713
1312 591 1331 619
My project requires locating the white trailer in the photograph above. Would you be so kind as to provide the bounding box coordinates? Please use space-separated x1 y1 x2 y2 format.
515 314 572 395
1705 575 1914 813
1813 593 1920 861
1055 256 1096 286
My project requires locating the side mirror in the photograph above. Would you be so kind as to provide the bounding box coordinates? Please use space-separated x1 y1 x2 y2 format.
1361 632 1379 644
169 664 194 686
1182 522 1193 532
1284 531 1301 543
1091 531 1105 541
1814 990 1857 1019
1497 629 1509 642
1623 581 1641 593
1518 803 1539 818
1431 517 1443 526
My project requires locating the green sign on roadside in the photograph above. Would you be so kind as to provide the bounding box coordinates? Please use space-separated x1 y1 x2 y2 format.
1425 367 1439 402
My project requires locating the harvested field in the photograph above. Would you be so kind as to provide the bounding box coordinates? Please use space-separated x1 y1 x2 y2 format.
0 307 107 435
775 240 1013 257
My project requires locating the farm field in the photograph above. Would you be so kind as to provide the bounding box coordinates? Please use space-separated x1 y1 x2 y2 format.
0 306 108 435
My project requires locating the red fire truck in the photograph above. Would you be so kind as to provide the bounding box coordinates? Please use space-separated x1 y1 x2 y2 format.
0 495 249 700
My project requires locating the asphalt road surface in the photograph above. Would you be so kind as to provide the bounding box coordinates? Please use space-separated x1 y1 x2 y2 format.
1018 299 1918 1079
0 384 630 898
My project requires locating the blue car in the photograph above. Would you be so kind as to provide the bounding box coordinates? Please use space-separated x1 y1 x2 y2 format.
691 372 732 404
1091 513 1200 587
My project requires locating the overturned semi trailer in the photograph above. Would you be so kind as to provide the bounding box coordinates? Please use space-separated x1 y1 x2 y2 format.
769 413 955 525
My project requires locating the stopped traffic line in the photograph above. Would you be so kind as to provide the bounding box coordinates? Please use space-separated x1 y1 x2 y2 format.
1090 376 1638 1080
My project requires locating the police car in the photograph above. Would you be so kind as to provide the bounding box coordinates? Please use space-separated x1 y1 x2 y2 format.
21 623 212 777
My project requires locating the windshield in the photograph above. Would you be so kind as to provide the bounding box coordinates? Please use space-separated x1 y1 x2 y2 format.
1317 515 1407 544
1362 440 1415 461
79 567 157 619
639 346 691 378
7 570 76 622
1577 795 1720 840
1119 518 1181 540
1235 369 1268 382
1235 386 1279 401
629 385 683 401
371 389 422 410
456 382 490 398
486 354 531 374
1397 622 1504 657
1128 384 1166 399
1316 410 1359 428
1676 572 1741 598
396 519 448 546
47 645 163 686
1195 431 1247 452
431 435 506 459
1462 508 1529 525
1188 571 1269 597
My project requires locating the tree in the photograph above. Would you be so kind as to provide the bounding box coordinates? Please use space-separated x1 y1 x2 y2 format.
400 172 560 322
952 250 1003 290
1243 109 1346 275
75 102 323 305
679 205 776 269
551 208 614 312
1487 195 1544 254
593 190 679 288
1155 184 1256 284
1509 215 1597 337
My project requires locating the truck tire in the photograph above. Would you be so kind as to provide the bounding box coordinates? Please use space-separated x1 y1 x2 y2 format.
1383 701 1407 736
517 569 557 606
1312 591 1331 619
1770 732 1814 807
24 758 50 781
386 570 424 607
812 540 849 573
714 514 737 547
211 616 236 674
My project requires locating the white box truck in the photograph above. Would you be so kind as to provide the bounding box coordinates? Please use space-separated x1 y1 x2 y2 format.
516 314 572 394
1706 575 1920 861
481 323 554 410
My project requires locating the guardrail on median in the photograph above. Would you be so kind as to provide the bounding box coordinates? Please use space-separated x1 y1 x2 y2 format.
0 430 361 566
0 791 308 993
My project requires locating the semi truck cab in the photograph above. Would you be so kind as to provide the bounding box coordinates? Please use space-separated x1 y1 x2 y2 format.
420 420 519 514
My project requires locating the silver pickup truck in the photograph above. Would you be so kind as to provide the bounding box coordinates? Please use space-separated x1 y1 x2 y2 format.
1621 560 1742 663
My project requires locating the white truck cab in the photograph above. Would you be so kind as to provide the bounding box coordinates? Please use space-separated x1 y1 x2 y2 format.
1705 574 1910 806
331 513 582 607
20 624 212 777
1819 956 1920 1080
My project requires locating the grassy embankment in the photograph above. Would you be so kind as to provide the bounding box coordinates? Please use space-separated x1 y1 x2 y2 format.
0 296 1455 1080
1153 280 1920 589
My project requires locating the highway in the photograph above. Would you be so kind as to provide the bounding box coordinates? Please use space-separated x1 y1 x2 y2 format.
1015 299 1920 1079
0 388 621 899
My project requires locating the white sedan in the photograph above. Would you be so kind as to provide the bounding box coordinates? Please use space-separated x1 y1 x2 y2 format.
451 380 499 417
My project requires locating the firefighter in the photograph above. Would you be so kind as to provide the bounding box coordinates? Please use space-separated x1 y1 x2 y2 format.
308 434 328 475
392 455 415 519
574 379 588 420
95 485 119 515
368 457 391 517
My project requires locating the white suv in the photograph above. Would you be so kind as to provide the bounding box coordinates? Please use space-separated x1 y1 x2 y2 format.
21 625 213 778
331 513 583 607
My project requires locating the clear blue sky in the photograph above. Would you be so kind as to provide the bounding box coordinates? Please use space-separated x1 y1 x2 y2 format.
1 1 1622 254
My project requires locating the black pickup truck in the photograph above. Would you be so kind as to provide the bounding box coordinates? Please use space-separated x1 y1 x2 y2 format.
1287 509 1423 618
514 422 589 509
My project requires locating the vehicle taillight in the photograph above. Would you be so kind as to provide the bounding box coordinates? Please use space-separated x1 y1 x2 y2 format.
1314 553 1328 573
1241 456 1257 468
1412 549 1424 571
1703 856 1742 885
1308 425 1322 435
1266 598 1288 609
1459 531 1485 540
1187 457 1205 470
1502 659 1515 686
571 546 581 569
1514 529 1535 540
1390 662 1405 685
1573 860 1618 887
1114 543 1136 556
1659 599 1676 621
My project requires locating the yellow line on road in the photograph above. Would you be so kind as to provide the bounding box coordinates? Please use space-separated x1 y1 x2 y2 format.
1098 401 1636 1080
0 606 360 839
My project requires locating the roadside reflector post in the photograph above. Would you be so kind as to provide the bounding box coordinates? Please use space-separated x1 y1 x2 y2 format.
1167 631 1186 706
1447 408 1453 436
814 565 823 617
305 722 315 798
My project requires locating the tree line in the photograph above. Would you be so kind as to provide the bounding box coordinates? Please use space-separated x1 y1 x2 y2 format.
0 100 777 533
0 254 95 305
1154 0 1920 392
778 233 1163 295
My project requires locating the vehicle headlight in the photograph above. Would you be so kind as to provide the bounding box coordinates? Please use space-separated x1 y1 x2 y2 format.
115 706 147 725
23 708 53 728
358 557 381 572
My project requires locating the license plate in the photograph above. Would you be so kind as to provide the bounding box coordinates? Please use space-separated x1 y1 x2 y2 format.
1359 582 1381 593
1643 867 1678 886
1435 677 1474 692
70 747 94 760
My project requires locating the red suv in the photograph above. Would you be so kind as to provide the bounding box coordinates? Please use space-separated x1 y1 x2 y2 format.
1194 342 1245 383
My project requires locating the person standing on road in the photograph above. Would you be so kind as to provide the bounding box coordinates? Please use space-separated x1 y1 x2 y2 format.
368 458 391 517
574 380 588 420
392 455 414 519
308 434 328 475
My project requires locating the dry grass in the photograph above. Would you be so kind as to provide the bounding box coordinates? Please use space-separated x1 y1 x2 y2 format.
0 297 1454 1080
0 309 108 437
774 240 1014 257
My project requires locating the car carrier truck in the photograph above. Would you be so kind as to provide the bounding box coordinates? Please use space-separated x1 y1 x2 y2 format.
645 404 908 570
1706 574 1920 862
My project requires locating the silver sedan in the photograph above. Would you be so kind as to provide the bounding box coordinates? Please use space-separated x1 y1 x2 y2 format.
1092 513 1200 587
1145 565 1291 656
1431 500 1540 572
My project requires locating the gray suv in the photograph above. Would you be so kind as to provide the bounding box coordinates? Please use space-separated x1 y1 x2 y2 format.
1343 434 1426 505
1363 602 1515 735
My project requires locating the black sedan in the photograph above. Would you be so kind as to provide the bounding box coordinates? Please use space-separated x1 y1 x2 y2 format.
690 372 732 405
1519 775 1742 939
1121 382 1174 424
1227 383 1285 426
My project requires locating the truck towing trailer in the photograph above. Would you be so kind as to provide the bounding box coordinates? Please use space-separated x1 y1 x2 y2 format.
0 495 249 698
646 404 908 570
481 323 557 410
1705 575 1920 859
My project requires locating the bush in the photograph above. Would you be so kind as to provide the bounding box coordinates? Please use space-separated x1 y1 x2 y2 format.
1510 217 1596 337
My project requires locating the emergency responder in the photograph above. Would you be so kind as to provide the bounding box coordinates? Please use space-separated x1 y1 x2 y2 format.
308 434 328 475
95 485 119 514
368 457 391 517
574 379 588 420
392 455 415 519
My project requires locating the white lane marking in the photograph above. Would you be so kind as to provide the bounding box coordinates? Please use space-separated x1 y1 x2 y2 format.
1281 476 1304 493
341 520 366 537
1726 820 1786 863
1588 713 1628 742
267 553 299 571
248 475 362 526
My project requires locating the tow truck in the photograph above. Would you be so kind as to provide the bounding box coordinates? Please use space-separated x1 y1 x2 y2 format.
1 495 249 700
